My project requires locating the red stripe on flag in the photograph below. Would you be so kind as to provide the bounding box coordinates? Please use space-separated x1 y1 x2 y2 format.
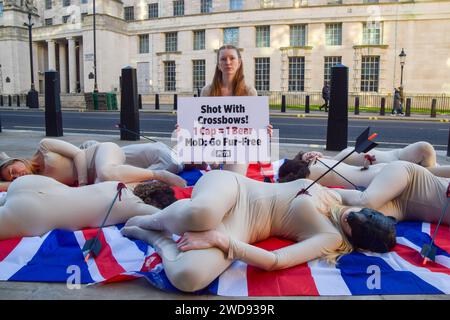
0 237 22 261
171 186 193 200
429 223 450 252
247 237 319 296
393 244 450 275
82 229 126 280
246 163 274 182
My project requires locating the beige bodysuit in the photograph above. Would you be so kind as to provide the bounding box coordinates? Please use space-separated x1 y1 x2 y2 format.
123 170 343 292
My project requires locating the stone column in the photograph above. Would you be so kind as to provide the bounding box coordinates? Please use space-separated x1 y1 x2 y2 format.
68 37 77 93
78 41 84 92
58 42 68 93
47 40 56 70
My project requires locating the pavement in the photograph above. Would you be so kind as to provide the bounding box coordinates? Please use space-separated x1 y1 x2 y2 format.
0 123 449 300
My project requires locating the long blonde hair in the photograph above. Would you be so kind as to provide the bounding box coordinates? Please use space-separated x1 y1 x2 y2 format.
210 45 249 96
321 204 354 264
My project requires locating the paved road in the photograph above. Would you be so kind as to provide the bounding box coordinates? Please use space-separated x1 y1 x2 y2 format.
1 110 449 150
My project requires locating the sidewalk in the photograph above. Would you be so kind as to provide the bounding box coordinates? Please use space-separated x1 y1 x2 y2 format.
0 129 449 300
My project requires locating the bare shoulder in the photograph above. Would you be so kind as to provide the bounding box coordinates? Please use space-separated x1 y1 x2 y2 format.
200 84 212 97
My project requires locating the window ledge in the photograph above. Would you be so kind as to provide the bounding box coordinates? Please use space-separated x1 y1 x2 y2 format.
280 46 313 51
156 51 182 56
353 44 389 49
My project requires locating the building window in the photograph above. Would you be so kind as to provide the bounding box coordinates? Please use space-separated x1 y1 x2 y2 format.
63 15 70 23
193 60 206 91
201 0 213 13
223 27 239 47
363 0 379 3
165 32 178 52
260 0 274 8
139 34 149 54
63 0 71 7
45 18 53 26
288 57 305 92
325 23 342 46
361 56 380 92
148 3 158 19
45 0 52 10
324 56 342 84
256 26 270 48
193 30 205 50
230 0 243 11
164 61 176 91
255 57 270 91
173 0 184 16
290 24 307 47
124 6 134 21
81 13 87 21
363 22 381 45
81 0 88 3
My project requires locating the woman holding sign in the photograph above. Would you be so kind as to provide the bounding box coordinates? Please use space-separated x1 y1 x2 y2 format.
122 169 397 292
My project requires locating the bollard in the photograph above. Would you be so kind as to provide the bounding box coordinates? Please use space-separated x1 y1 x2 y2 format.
354 96 360 115
405 98 411 117
155 93 160 110
380 97 386 116
174 94 178 111
16 94 20 107
326 64 348 151
281 95 286 113
0 95 3 106
44 70 63 136
120 66 140 141
138 94 142 110
197 88 201 97
431 99 437 118
305 95 310 113
8 95 12 106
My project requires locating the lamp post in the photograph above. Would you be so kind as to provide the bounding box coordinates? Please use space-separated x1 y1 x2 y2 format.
24 2 39 108
399 48 406 87
93 0 98 92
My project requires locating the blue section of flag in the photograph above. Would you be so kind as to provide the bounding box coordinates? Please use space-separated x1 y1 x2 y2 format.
337 252 443 295
9 230 94 284
178 169 203 186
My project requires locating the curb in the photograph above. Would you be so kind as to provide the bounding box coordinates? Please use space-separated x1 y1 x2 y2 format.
1 106 448 122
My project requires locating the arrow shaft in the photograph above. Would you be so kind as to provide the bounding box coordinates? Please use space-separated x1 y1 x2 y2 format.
315 158 358 189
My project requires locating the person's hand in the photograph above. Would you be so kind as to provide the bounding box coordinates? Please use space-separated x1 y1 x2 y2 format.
177 230 228 252
267 124 274 138
302 151 323 162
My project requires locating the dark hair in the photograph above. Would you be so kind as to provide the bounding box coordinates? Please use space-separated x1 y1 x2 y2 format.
278 158 310 183
346 208 397 253
133 181 177 209
293 151 306 162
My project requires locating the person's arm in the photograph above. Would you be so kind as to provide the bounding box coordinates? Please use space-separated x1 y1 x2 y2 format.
38 138 88 185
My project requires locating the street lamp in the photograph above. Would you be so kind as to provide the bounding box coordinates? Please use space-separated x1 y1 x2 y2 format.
399 48 406 87
24 0 39 108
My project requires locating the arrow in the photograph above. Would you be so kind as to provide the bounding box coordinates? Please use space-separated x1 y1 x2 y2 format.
421 183 450 265
82 182 127 262
297 127 378 196
315 158 359 190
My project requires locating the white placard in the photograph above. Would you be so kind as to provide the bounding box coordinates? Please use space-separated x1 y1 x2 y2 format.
176 96 270 164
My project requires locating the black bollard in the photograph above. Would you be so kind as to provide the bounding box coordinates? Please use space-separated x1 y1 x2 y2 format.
354 96 360 115
405 98 411 117
120 66 140 141
380 97 386 116
326 64 348 151
173 94 178 111
44 70 63 136
305 95 310 113
138 94 142 110
16 94 20 107
0 95 3 106
281 95 286 113
431 99 437 118
155 93 160 110
8 95 12 106
197 88 201 97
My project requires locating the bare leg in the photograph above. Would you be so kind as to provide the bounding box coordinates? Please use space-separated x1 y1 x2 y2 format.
126 171 239 235
94 142 186 187
122 225 232 292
